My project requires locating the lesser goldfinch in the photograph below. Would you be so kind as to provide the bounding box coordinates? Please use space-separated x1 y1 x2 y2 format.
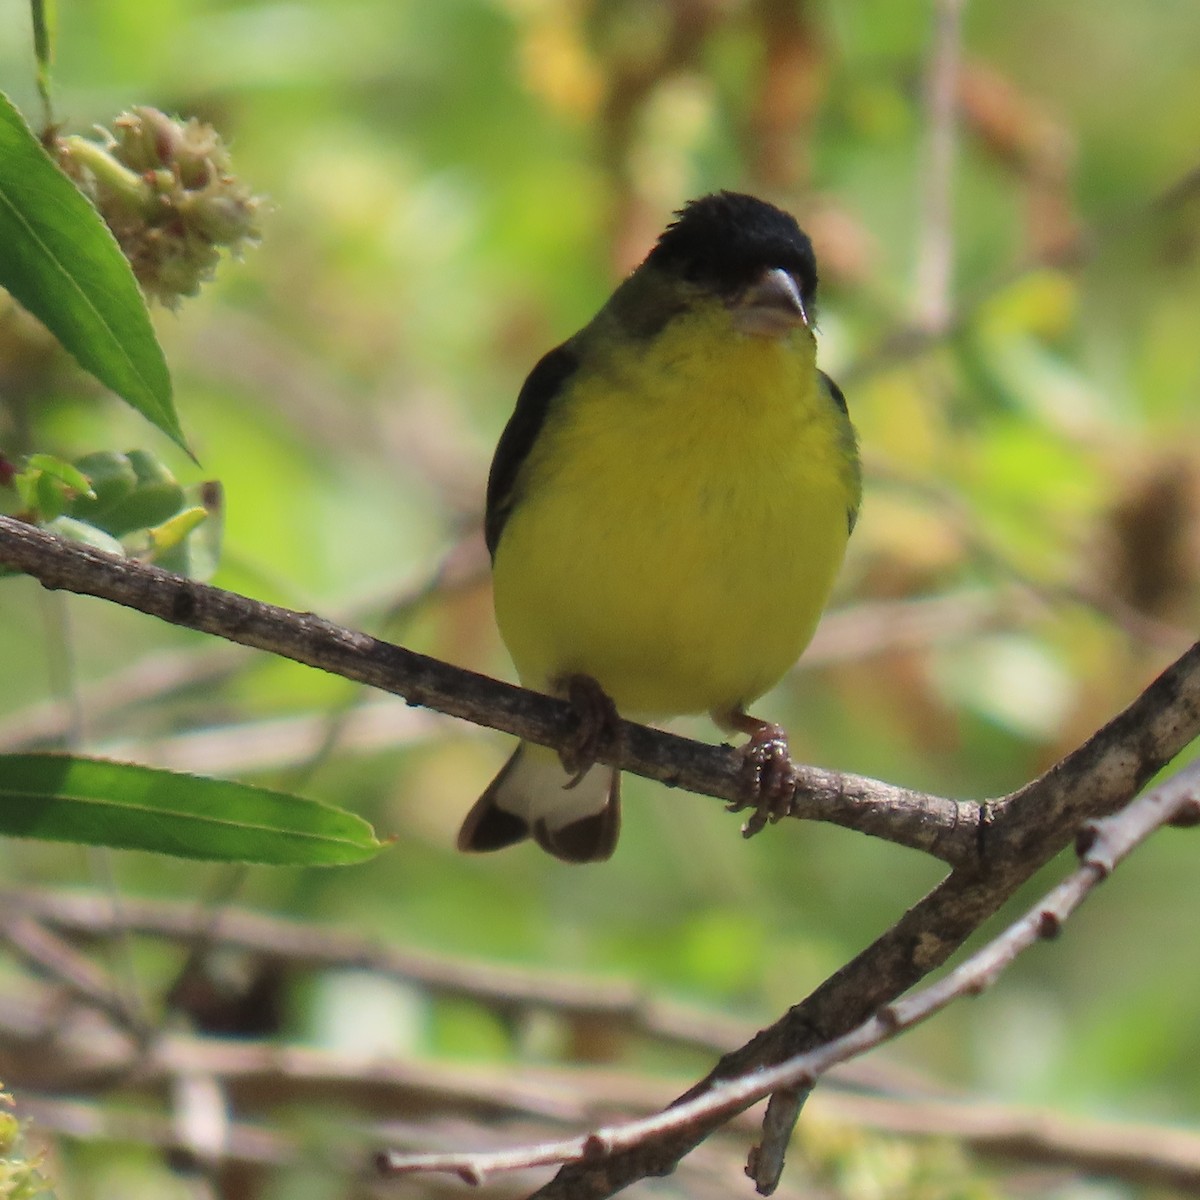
458 192 860 863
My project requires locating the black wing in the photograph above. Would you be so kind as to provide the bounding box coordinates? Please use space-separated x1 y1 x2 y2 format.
819 370 861 536
485 342 580 558
819 369 849 416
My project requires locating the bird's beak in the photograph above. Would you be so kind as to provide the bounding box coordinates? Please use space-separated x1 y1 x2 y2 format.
730 267 809 338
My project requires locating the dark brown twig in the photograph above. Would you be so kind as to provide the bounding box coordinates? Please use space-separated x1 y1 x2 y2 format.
377 761 1200 1188
0 514 976 865
525 643 1200 1196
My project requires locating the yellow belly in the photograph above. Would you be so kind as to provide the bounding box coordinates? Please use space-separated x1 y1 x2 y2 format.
492 325 855 719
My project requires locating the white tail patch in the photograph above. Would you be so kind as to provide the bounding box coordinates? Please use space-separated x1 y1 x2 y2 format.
458 742 620 863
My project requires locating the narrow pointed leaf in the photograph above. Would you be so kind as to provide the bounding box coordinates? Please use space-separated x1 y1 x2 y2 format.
0 754 383 865
0 93 185 450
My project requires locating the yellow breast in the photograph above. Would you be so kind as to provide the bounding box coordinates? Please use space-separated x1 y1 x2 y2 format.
492 308 857 719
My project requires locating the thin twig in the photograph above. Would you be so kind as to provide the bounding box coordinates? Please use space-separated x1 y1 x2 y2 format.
3 887 755 1053
0 913 142 1034
529 644 1200 1196
0 641 252 751
0 515 978 865
0 531 486 753
913 0 966 331
0 589 1031 765
0 885 953 1107
92 700 446 776
378 762 1200 1186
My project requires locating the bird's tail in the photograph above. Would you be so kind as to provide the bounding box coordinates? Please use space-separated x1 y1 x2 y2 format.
457 741 620 863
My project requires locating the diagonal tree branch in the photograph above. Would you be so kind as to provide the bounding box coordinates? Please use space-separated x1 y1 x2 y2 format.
528 647 1200 1196
386 759 1196 1195
0 513 973 863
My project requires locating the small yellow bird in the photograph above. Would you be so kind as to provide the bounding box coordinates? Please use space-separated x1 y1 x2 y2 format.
459 192 860 863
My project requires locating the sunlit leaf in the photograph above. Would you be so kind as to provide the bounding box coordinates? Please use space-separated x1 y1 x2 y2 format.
147 505 208 553
0 92 185 450
0 754 384 865
19 518 125 564
26 454 94 498
70 449 184 536
150 480 223 579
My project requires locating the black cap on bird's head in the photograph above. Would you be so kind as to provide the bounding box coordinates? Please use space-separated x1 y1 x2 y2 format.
646 191 819 319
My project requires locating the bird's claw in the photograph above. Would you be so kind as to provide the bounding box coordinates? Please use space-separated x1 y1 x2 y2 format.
558 674 623 786
728 722 798 838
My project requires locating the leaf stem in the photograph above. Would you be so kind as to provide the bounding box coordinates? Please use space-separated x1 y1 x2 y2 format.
30 0 55 130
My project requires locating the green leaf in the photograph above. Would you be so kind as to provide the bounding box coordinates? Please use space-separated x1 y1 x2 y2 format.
153 480 223 579
34 468 67 519
0 92 186 452
146 504 207 552
39 515 126 555
23 453 90 522
0 754 384 865
11 453 94 522
27 453 94 498
70 449 184 535
70 450 138 518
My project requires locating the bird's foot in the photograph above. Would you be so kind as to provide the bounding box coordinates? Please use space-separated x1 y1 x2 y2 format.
724 714 798 838
557 674 623 787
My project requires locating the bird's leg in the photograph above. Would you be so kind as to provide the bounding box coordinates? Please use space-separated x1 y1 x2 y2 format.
719 709 798 838
555 673 623 787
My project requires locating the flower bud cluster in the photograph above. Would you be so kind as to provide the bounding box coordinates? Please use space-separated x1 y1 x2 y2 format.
58 106 263 307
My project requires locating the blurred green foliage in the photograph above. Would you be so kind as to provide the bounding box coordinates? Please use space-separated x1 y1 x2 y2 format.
1 0 1199 1195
